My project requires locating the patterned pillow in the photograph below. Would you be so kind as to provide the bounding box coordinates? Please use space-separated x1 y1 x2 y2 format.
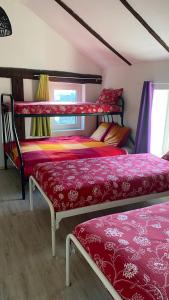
97 88 123 105
91 122 112 142
104 123 131 147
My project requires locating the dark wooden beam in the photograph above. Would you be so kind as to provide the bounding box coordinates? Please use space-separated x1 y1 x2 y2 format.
11 77 25 139
0 67 102 84
119 0 169 53
54 0 132 66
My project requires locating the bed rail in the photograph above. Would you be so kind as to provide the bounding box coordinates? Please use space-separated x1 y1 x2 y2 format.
1 93 25 199
99 96 124 126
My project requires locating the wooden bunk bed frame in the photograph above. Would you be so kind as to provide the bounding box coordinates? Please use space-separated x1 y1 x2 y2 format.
1 93 125 200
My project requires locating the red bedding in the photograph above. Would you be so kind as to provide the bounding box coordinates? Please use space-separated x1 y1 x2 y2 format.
9 136 126 177
33 153 169 212
12 101 121 115
74 201 169 299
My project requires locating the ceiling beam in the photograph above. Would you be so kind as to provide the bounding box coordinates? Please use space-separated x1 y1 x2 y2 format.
54 0 132 66
119 0 169 53
0 67 102 84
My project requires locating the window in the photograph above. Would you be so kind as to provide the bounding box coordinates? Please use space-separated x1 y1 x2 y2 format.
150 86 169 157
50 82 85 131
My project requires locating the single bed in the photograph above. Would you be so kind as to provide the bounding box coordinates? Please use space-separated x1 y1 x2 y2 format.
30 153 169 256
67 201 169 299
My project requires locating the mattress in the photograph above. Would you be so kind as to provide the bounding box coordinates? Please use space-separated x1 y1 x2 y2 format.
12 101 121 115
73 201 169 300
8 136 126 176
33 153 169 212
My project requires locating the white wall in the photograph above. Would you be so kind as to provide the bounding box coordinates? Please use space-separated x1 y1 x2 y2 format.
0 1 102 167
103 59 169 137
0 1 101 74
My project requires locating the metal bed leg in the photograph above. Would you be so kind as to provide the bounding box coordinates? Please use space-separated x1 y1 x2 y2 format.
66 234 71 287
51 215 56 257
4 154 8 170
21 180 25 200
29 176 33 211
29 176 57 256
21 167 25 200
120 113 124 127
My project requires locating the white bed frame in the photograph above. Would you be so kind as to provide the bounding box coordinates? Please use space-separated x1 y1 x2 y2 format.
66 233 123 299
29 175 169 256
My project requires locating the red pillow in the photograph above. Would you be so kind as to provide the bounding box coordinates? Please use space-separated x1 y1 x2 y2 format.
97 88 123 105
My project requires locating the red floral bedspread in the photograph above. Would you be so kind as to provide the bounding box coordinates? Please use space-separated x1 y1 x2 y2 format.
7 136 126 177
74 201 169 300
33 153 169 212
13 101 121 115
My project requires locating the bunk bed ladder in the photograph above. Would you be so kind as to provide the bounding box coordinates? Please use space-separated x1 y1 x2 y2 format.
1 99 8 170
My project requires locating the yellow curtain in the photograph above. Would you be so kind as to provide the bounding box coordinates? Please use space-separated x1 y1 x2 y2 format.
31 74 51 137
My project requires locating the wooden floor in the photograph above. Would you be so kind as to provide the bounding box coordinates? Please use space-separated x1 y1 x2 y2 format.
0 168 167 300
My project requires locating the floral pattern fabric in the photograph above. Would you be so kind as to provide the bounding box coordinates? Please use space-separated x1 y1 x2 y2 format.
12 101 121 115
97 88 123 105
74 201 169 300
33 153 169 212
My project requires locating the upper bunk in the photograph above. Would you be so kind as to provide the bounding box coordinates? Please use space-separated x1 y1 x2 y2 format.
1 93 124 118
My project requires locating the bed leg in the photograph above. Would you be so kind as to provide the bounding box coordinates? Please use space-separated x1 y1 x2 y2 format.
29 176 34 211
51 212 56 257
21 178 25 200
66 234 71 287
120 113 124 127
20 167 25 200
4 154 8 170
52 224 56 257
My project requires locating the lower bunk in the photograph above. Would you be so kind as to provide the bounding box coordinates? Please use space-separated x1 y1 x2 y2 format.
67 200 169 299
29 153 169 256
5 135 126 199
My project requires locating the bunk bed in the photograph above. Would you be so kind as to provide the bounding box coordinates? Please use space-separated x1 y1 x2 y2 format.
67 201 169 299
30 153 169 256
1 93 125 199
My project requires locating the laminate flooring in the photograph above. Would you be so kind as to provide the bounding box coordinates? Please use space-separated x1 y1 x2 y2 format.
0 168 167 300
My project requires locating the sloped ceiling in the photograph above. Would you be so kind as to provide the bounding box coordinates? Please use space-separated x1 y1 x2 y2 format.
20 0 169 68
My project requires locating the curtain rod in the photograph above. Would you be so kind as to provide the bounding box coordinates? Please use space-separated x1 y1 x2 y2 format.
33 75 101 80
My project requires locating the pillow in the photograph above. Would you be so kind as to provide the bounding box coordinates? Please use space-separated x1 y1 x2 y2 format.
162 152 169 161
103 123 131 147
91 122 112 141
97 88 123 105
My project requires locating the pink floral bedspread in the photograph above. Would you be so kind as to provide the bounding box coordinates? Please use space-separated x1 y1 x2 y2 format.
74 201 169 300
33 153 169 212
13 101 121 115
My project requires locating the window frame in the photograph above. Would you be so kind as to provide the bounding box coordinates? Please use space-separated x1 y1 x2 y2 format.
50 82 85 132
150 84 169 157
